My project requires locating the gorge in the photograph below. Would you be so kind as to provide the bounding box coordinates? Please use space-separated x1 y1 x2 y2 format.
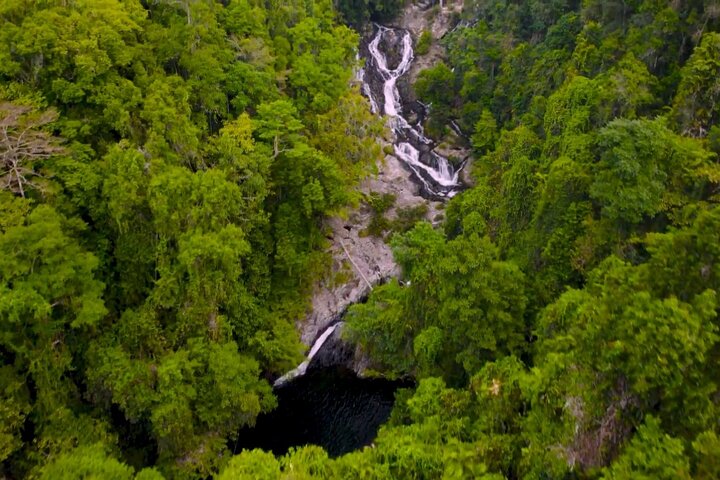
8 0 718 476
241 19 464 457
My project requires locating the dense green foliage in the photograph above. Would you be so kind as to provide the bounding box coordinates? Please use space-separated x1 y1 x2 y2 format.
334 0 405 28
415 30 433 55
3 0 720 478
0 0 382 478
338 0 720 478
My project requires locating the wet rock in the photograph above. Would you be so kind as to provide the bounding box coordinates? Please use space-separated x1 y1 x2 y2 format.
379 30 405 70
309 323 374 377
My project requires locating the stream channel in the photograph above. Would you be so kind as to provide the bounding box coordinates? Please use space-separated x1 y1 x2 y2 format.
236 24 465 457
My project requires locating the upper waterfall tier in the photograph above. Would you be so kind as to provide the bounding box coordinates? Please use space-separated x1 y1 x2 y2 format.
360 25 465 199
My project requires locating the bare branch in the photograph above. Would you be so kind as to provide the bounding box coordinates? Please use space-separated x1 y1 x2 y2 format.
0 103 64 196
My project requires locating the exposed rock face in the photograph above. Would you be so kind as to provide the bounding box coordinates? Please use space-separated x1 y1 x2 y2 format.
395 1 464 85
300 213 394 348
300 151 442 349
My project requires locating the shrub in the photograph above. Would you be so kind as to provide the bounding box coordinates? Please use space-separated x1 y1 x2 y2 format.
416 31 432 56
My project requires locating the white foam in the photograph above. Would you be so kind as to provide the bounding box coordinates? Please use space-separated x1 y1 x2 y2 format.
363 26 461 196
274 323 342 387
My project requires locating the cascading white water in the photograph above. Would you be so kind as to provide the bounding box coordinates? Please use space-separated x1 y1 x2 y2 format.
361 25 464 198
274 323 342 387
367 26 414 117
356 52 379 114
362 82 379 114
307 323 340 359
394 143 459 188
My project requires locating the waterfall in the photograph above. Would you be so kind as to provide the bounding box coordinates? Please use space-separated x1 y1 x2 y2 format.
450 120 465 138
274 323 343 387
394 142 459 190
360 25 465 198
274 26 466 389
367 26 414 117
308 323 340 359
362 82 379 114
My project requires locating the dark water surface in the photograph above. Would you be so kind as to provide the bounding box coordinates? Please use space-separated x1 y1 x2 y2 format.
235 366 406 457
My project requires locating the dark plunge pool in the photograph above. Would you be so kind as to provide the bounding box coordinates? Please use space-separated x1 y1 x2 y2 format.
235 366 407 457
